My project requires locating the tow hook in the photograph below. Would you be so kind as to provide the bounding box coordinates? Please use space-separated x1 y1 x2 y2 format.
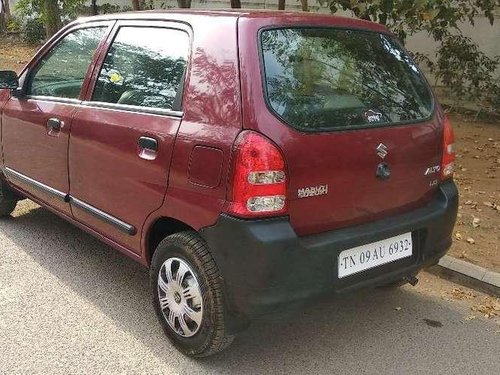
404 275 419 286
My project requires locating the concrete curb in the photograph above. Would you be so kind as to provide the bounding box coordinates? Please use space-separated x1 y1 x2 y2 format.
427 255 500 297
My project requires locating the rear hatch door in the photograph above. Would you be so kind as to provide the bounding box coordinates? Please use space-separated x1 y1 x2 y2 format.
251 26 442 236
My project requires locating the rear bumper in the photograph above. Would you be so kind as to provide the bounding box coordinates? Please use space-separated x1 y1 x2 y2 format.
200 181 458 317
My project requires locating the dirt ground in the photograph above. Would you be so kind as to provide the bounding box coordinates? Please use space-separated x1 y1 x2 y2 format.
1 39 499 272
450 115 500 272
0 37 39 72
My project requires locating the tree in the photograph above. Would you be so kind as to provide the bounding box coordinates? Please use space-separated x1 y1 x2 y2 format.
278 0 285 10
0 0 11 34
230 0 241 8
42 0 60 37
1 0 11 19
0 0 6 34
321 0 499 117
131 0 140 10
177 0 191 8
321 0 497 42
300 0 309 11
91 0 98 15
15 0 86 40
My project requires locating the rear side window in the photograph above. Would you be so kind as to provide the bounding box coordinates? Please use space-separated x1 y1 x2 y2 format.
29 27 106 99
92 27 189 111
261 28 433 132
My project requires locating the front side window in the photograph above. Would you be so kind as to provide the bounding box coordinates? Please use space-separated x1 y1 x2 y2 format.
29 27 106 99
261 28 433 132
92 27 189 111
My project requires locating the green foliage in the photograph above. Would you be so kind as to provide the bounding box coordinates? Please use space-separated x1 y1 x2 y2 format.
14 0 86 38
60 0 86 20
21 16 44 44
13 0 38 20
434 35 500 114
6 17 21 33
322 0 500 117
15 0 86 18
322 0 497 42
97 3 132 14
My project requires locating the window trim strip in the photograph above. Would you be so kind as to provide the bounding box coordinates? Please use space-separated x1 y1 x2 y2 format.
26 96 82 105
80 101 183 117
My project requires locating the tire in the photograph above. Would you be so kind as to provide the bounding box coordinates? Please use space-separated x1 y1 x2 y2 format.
0 178 18 217
150 231 235 357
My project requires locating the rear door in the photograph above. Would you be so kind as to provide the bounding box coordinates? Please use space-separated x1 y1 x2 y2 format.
1 24 110 214
240 22 442 236
69 22 190 253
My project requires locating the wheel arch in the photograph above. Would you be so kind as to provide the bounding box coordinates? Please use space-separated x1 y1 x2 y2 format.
145 216 195 265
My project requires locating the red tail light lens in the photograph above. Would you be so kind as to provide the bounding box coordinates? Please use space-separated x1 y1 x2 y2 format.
441 116 455 180
226 131 287 218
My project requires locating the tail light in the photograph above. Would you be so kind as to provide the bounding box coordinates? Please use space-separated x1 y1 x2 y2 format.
441 116 455 180
226 131 287 218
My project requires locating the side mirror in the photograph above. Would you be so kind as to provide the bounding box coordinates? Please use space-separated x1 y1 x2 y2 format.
0 71 19 90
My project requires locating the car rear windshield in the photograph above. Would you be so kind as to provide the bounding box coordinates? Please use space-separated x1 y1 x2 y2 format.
260 28 434 132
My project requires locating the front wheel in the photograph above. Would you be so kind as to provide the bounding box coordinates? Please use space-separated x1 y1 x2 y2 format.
150 231 234 357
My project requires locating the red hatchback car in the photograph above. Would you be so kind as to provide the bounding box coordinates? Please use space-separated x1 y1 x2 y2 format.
0 10 458 357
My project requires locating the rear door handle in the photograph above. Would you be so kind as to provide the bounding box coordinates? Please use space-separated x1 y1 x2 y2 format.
47 117 64 136
46 117 63 137
138 136 158 151
137 136 159 160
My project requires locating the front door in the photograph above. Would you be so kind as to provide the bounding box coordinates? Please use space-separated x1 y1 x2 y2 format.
2 25 110 214
69 23 190 253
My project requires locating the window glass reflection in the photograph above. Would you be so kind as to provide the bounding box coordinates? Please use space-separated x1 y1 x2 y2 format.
30 27 106 99
92 27 189 110
261 28 433 132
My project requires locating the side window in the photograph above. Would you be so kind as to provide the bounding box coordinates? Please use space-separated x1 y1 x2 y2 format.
29 27 106 99
92 27 189 110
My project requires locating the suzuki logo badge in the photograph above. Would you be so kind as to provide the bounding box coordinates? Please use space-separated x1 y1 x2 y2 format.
376 143 388 159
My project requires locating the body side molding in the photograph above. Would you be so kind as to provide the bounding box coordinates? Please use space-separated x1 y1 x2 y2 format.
3 167 136 236
4 167 68 201
70 196 137 235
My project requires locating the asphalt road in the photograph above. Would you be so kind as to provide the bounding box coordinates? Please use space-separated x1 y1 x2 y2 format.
1 201 499 375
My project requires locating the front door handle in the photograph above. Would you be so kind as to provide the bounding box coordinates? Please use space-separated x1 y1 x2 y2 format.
138 136 158 151
47 117 63 131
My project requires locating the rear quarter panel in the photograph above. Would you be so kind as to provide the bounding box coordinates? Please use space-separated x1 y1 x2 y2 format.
141 15 242 256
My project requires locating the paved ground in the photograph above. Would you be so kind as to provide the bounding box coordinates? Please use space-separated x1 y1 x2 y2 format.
1 201 499 375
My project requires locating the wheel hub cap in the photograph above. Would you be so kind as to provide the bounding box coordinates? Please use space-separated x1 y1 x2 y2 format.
157 257 203 337
174 292 181 304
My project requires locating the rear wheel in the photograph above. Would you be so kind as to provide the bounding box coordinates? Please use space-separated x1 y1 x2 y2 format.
0 179 19 217
150 231 234 357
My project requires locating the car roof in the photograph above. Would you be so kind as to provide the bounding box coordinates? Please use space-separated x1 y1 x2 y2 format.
76 9 389 34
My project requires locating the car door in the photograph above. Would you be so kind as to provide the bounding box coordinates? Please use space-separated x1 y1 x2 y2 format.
1 23 112 215
69 21 190 254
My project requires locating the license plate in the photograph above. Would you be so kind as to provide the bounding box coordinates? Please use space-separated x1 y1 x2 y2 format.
338 233 413 278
